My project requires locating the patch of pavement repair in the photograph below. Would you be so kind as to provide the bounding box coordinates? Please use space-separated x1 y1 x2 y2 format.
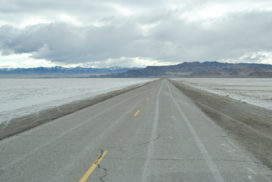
170 79 272 170
0 80 156 140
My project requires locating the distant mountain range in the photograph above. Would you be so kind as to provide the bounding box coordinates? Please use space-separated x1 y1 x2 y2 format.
1 62 272 78
113 61 272 77
0 66 138 78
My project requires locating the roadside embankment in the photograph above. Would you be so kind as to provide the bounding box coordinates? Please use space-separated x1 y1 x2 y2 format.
170 79 272 169
0 80 155 140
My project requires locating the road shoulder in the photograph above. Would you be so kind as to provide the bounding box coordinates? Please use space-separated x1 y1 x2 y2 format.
170 79 272 170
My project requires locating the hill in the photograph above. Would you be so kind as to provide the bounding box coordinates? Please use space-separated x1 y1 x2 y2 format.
114 62 272 77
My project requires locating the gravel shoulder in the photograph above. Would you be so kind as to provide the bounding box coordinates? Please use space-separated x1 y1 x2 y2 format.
170 79 272 169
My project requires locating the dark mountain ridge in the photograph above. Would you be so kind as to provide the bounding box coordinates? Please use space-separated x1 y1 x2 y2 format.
114 61 272 77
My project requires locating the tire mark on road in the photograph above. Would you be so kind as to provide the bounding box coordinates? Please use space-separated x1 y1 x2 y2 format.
167 81 225 182
142 80 163 182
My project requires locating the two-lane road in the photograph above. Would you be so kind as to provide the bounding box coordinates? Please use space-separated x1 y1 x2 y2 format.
0 79 271 182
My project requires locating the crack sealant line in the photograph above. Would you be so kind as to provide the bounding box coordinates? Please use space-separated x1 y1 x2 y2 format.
0 87 151 172
141 80 163 182
166 81 225 182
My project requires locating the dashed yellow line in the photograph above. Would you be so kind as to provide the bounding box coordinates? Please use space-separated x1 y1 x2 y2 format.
146 97 150 102
78 150 108 182
134 109 140 117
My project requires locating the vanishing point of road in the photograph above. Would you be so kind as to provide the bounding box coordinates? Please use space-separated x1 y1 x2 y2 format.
0 79 271 182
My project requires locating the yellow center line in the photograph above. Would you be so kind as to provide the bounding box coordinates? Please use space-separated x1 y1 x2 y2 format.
78 150 108 182
134 109 140 117
146 97 150 102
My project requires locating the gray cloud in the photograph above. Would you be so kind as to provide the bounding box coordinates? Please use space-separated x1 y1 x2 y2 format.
0 0 272 67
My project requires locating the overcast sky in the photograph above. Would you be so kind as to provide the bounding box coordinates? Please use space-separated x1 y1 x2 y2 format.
0 0 272 68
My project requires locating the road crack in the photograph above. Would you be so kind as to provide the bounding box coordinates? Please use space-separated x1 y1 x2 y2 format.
97 149 108 182
97 163 108 182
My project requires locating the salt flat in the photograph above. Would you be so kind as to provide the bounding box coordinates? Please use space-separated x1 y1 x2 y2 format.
174 78 272 110
0 78 153 124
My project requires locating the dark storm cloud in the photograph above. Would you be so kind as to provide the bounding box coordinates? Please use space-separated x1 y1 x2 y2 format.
0 0 272 66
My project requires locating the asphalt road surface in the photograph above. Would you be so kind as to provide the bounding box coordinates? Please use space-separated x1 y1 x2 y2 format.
0 79 271 182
